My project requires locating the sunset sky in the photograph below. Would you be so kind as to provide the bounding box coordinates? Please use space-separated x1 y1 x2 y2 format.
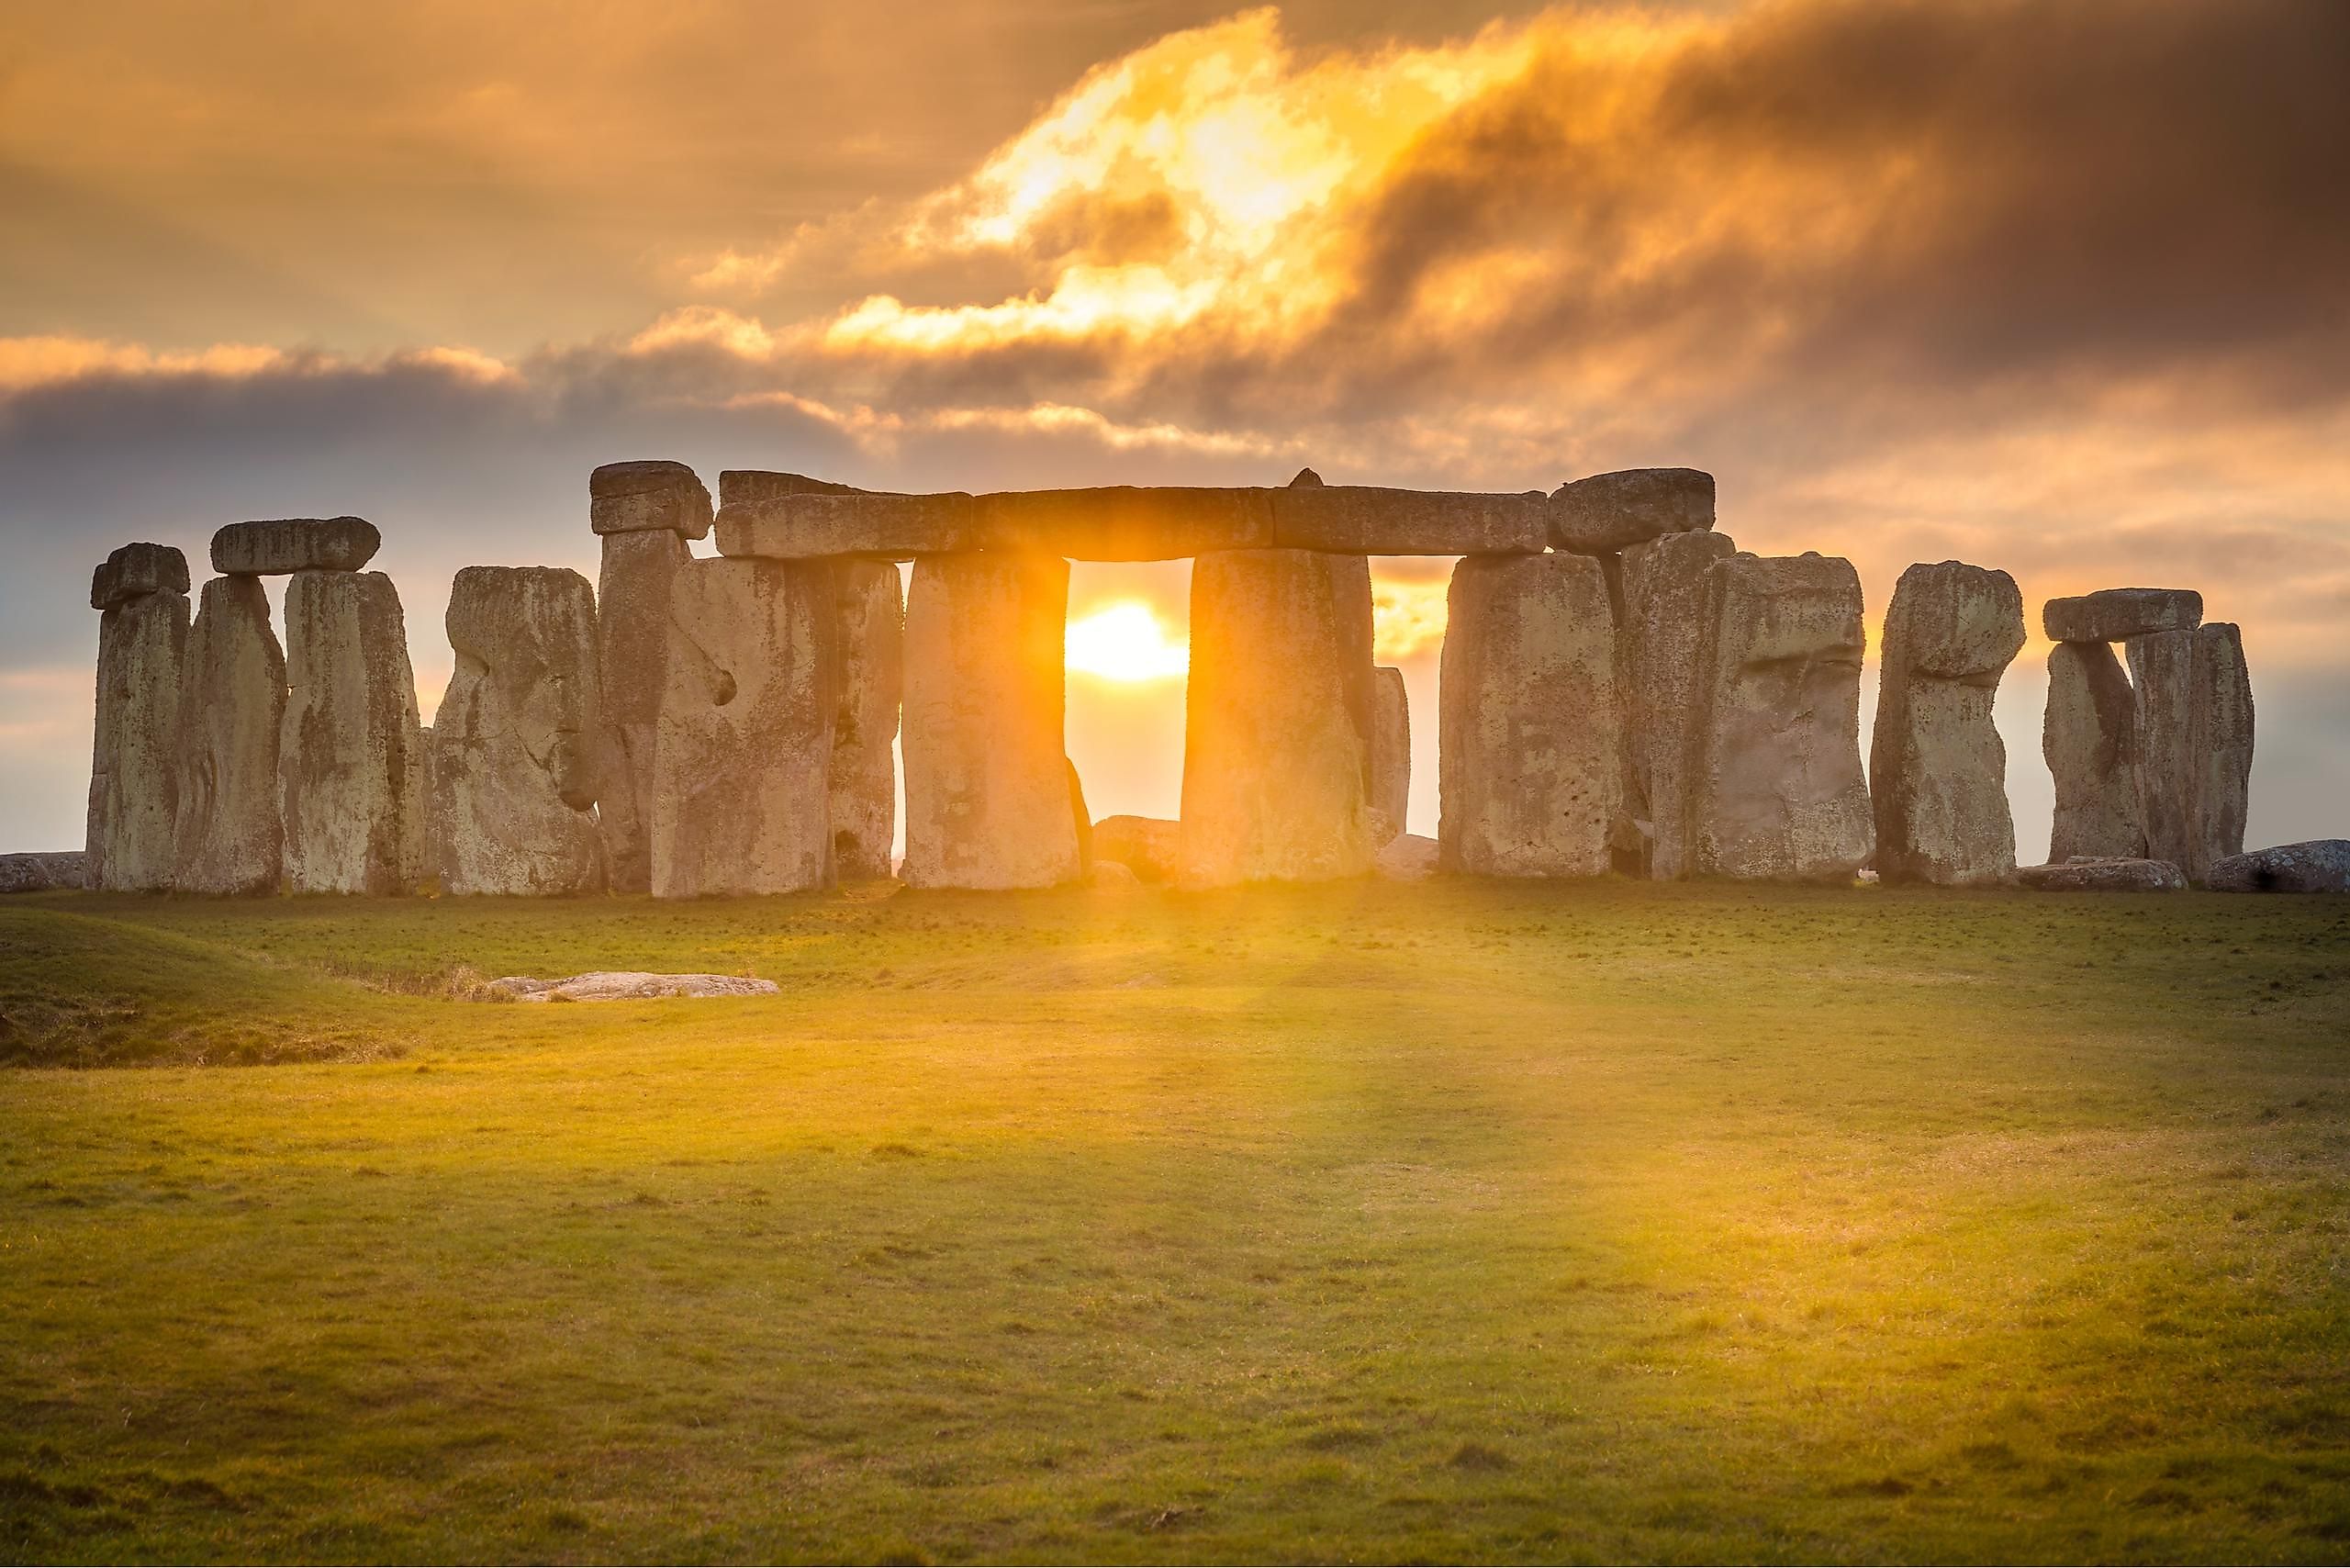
5 0 2345 854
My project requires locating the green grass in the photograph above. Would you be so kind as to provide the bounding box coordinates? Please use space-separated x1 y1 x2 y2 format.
1 879 2346 1562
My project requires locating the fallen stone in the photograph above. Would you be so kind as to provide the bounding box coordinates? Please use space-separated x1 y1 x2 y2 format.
278 570 428 894
715 491 978 559
2042 641 2145 862
2206 840 2350 893
901 553 1080 889
1374 832 1440 880
977 487 1274 559
595 527 692 893
653 557 836 897
1686 553 1873 881
434 566 605 896
589 460 713 539
2042 588 2201 644
1619 528 1738 878
718 470 865 509
1438 553 1619 877
172 576 286 895
1181 549 1378 885
829 560 904 879
1270 486 1547 554
90 543 190 609
1092 816 1181 882
1550 468 1716 554
489 971 781 1002
1870 561 2026 886
0 852 88 893
210 517 381 576
1370 666 1410 847
88 586 190 891
1084 859 1143 890
2129 623 2254 883
2017 857 2188 892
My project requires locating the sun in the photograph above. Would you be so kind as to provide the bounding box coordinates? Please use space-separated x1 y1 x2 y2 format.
1065 599 1189 682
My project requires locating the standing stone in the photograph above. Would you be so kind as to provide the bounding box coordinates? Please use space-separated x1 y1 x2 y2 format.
2189 622 2254 879
1181 549 1378 885
171 576 285 895
2128 624 2252 883
2042 641 2144 862
1370 666 1409 846
901 554 1080 889
829 561 903 879
1619 529 1738 878
1685 553 1872 881
653 558 835 897
1869 562 2026 886
87 549 191 892
596 528 692 892
1438 553 1619 878
434 566 604 896
278 570 427 895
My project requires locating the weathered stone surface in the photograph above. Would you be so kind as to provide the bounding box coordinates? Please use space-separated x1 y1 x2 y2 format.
1550 468 1716 554
2129 623 2253 883
829 560 904 879
433 566 604 896
210 517 380 576
418 724 442 888
1375 832 1440 880
278 570 427 894
171 576 285 895
1370 666 1409 846
1870 561 2025 886
0 852 88 893
2017 857 2188 892
87 588 189 891
1084 858 1142 890
1181 549 1378 885
718 470 865 509
1438 553 1619 877
90 543 189 609
1686 553 1873 881
2042 641 2144 862
1069 761 1093 870
1289 467 1324 488
2042 588 2200 644
595 528 691 893
2207 840 2350 893
589 461 713 539
978 487 1274 559
1270 486 1547 554
652 557 835 897
715 492 977 560
1092 815 1180 882
491 971 781 1002
901 553 1080 889
1619 529 1739 878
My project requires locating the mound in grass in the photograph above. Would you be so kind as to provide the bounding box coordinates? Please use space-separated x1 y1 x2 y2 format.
0 907 406 1068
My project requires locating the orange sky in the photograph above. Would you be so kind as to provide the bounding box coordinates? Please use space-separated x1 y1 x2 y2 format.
4 0 2346 852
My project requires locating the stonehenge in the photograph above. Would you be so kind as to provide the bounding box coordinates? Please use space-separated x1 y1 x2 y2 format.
1869 562 2026 886
433 566 605 896
69 460 2290 902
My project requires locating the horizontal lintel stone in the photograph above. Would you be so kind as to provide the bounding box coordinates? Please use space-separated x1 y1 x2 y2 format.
1549 468 1716 554
718 470 867 510
2042 588 2202 644
91 542 191 609
589 461 712 539
715 491 979 560
975 487 1274 560
209 518 379 577
1271 486 1547 554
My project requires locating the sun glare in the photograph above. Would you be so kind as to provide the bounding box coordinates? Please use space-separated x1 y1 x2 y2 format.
1065 600 1189 682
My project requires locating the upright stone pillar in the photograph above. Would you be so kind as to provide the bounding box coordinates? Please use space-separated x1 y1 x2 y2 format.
1369 666 1409 846
1438 553 1619 878
830 561 904 879
172 576 286 895
652 557 835 897
1685 553 1872 881
591 461 711 893
2130 623 2253 883
1181 549 1377 885
279 569 428 894
901 553 1080 889
1869 561 2026 886
2042 641 2143 862
2190 622 2254 877
434 566 605 895
87 543 191 891
1619 529 1738 879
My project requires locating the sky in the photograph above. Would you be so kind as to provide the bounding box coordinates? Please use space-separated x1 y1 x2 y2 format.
4 0 2346 856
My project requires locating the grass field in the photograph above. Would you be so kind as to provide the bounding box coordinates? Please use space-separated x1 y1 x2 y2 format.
2 879 2347 1563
